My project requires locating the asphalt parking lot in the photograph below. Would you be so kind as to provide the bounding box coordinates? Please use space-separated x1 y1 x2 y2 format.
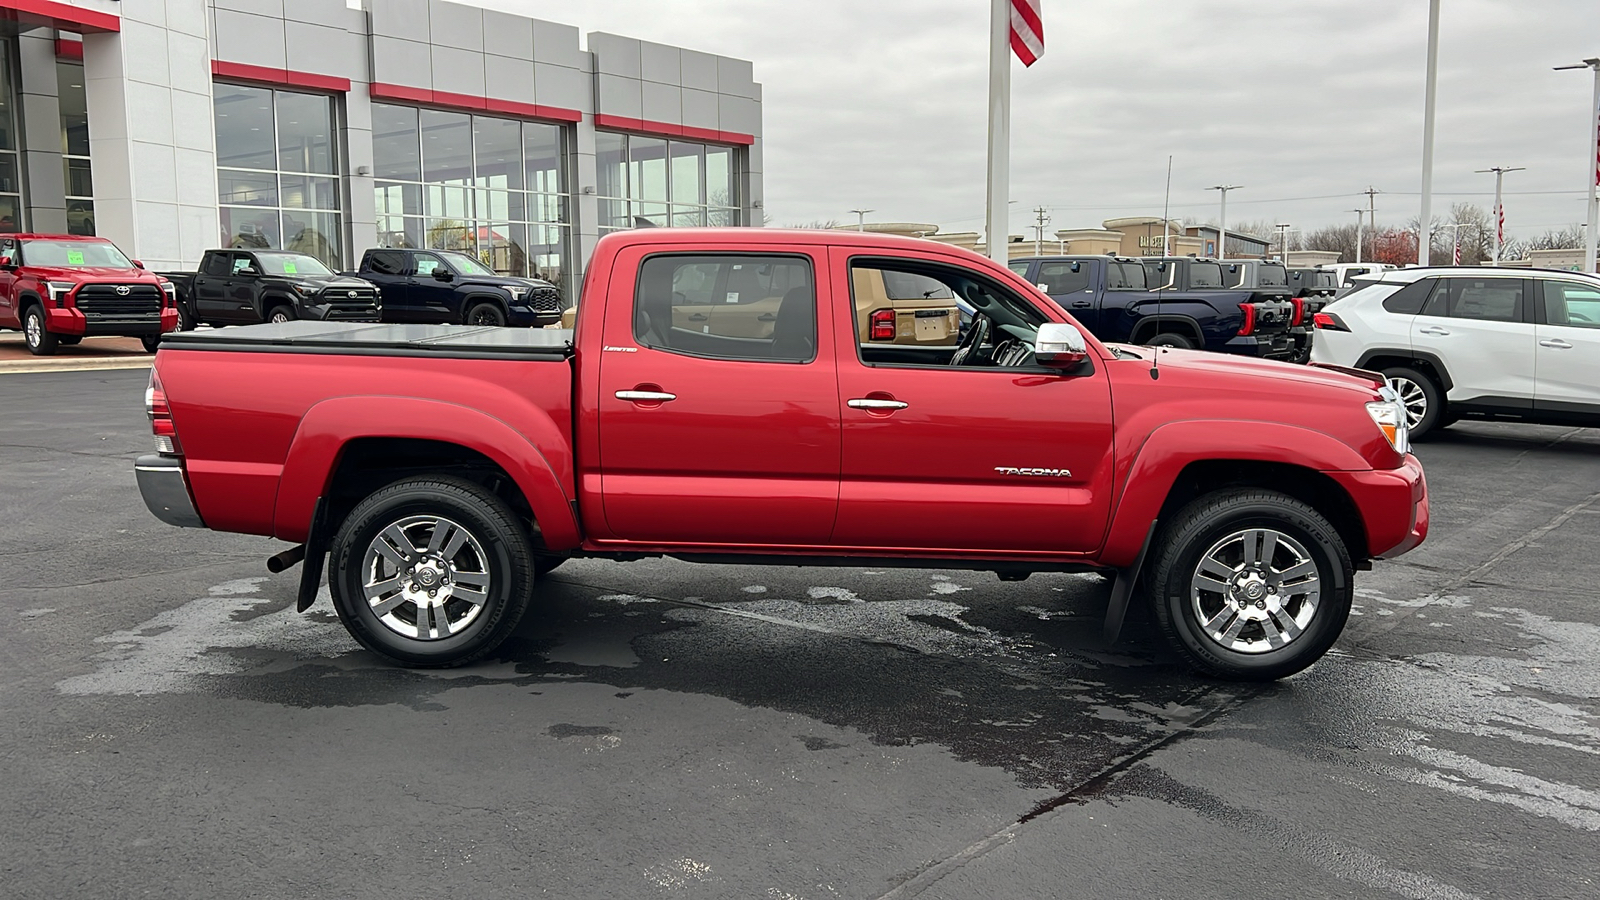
3 367 1597 900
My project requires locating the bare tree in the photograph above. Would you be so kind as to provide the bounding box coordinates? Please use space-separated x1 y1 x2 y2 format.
782 219 844 230
1302 223 1360 262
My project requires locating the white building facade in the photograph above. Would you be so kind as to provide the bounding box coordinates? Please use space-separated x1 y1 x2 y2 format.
0 0 764 297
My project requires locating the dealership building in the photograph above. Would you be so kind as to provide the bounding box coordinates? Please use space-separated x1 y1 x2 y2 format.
0 0 764 296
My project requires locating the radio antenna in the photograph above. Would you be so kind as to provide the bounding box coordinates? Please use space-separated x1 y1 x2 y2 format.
1153 154 1172 380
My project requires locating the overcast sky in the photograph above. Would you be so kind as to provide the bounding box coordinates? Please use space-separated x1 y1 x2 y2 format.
489 0 1598 241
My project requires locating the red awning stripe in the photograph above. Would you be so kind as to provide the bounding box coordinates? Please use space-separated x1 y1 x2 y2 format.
368 83 582 124
593 114 754 146
212 61 351 93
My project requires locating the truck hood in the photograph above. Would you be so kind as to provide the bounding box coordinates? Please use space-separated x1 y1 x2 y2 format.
291 275 375 291
458 274 556 290
24 265 161 282
1108 344 1383 396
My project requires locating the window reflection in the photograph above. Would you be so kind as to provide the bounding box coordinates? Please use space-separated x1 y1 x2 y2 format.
594 132 739 237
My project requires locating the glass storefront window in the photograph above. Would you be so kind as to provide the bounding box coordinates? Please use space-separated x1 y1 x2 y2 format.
372 103 573 295
214 83 344 268
595 132 739 236
59 61 94 235
0 43 22 232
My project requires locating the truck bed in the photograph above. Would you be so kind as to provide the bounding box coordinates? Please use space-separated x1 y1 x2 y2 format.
161 321 573 359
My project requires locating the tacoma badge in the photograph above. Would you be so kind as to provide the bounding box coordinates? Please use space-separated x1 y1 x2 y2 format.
994 467 1072 477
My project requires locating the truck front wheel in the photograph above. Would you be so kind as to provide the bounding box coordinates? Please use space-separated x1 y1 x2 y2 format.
1146 489 1352 681
267 305 295 324
23 306 57 355
327 476 535 667
1145 332 1194 350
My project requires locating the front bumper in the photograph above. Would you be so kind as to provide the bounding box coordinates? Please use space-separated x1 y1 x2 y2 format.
47 306 176 336
1332 454 1429 559
508 305 563 328
134 453 205 528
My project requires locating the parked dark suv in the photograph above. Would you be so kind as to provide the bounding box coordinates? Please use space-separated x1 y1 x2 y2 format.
352 248 563 327
162 250 380 328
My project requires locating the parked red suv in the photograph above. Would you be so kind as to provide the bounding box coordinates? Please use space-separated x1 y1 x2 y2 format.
0 234 178 355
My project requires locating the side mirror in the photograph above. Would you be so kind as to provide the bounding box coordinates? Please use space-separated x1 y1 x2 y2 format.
239 266 259 276
132 259 145 269
432 268 453 282
1034 322 1090 369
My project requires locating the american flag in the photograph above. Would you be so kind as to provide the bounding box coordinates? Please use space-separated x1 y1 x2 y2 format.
1452 236 1461 265
1010 0 1044 67
1496 203 1505 247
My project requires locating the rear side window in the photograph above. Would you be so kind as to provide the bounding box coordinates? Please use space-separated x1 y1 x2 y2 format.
366 250 406 275
1381 279 1437 314
635 254 816 362
1439 278 1524 323
202 253 231 276
1543 280 1600 329
1108 262 1146 290
1188 262 1222 289
1036 261 1092 295
1142 260 1169 288
1257 264 1288 287
881 270 954 299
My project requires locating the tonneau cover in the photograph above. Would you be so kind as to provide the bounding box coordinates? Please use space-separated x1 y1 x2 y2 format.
159 321 573 360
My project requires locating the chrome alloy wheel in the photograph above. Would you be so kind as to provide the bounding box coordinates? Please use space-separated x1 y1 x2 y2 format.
1190 528 1321 654
269 310 291 324
24 312 42 348
1388 376 1428 429
362 515 491 640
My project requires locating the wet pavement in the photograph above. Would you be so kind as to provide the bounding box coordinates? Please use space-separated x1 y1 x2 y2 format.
3 369 1597 899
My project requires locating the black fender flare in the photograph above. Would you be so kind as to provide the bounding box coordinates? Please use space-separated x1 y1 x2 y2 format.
1354 348 1454 392
1130 313 1204 345
459 293 509 323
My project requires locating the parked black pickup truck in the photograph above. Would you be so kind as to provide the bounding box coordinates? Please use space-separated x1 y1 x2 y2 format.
1285 267 1340 363
1084 256 1295 359
349 248 563 327
162 250 380 329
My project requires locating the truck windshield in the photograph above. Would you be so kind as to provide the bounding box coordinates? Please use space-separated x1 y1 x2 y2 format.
22 240 132 268
256 253 332 277
439 251 498 277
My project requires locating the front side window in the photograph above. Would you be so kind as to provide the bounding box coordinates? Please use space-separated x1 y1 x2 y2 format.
634 254 816 362
214 83 343 268
851 260 1047 369
1036 261 1092 295
1544 281 1600 329
413 253 445 278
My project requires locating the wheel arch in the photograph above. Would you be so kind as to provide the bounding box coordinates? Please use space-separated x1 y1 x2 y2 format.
1103 421 1373 567
273 396 579 551
460 293 508 323
1355 348 1453 392
1129 313 1204 345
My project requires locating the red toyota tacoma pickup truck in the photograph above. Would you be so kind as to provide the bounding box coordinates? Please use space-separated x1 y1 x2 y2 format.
134 229 1427 680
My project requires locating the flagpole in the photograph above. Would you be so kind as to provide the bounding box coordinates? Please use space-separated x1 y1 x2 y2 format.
984 0 1011 263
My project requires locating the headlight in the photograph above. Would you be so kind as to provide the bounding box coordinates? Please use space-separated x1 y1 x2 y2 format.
1366 388 1409 455
506 285 530 302
46 281 78 304
159 282 176 304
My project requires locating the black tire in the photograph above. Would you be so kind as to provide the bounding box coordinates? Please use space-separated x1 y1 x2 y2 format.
176 304 195 331
327 476 535 667
533 555 570 577
23 305 57 356
140 334 162 354
1146 489 1353 681
266 305 295 324
1145 332 1194 350
465 301 507 327
58 335 82 345
1381 366 1445 439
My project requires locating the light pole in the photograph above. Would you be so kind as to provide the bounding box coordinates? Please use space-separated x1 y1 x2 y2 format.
1275 223 1292 261
849 209 874 232
1475 167 1525 264
1207 184 1242 259
1417 0 1441 265
1032 206 1051 256
1351 209 1366 264
1555 58 1600 273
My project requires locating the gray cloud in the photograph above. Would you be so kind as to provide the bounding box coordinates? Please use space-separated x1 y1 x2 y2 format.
489 0 1599 240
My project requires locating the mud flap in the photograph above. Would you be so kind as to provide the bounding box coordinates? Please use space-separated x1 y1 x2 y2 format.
296 497 329 613
1103 521 1158 644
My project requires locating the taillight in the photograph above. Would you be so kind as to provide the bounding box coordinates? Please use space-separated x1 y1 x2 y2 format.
1236 303 1257 337
1313 311 1350 331
145 368 181 455
1289 296 1305 327
869 308 896 341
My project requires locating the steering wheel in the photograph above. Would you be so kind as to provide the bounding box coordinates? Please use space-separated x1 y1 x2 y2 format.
948 314 991 367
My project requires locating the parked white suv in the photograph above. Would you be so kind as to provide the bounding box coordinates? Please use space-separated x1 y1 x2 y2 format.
1310 267 1600 437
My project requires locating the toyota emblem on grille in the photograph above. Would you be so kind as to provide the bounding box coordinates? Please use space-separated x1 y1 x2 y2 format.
114 285 131 296
347 290 358 298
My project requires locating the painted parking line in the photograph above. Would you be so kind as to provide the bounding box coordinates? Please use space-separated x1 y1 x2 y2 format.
0 358 152 375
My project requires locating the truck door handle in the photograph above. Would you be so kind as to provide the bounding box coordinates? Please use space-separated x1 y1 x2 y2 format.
1070 300 1092 308
616 389 677 403
757 313 777 322
1419 326 1450 336
687 313 708 322
1539 338 1573 349
847 398 909 410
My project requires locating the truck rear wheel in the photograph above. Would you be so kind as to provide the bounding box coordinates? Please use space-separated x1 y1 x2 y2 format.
327 476 535 668
1146 489 1352 681
140 335 162 353
23 306 57 355
1145 332 1194 349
